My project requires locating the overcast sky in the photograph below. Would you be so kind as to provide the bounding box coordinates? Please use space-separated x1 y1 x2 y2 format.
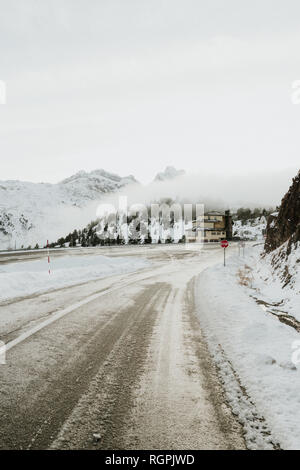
0 0 299 184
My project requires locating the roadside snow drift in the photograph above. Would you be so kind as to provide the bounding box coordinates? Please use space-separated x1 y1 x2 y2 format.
0 255 149 302
254 242 300 321
195 244 300 450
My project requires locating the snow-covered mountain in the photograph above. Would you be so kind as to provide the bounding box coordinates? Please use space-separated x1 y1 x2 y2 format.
0 170 138 250
233 216 267 241
154 166 185 182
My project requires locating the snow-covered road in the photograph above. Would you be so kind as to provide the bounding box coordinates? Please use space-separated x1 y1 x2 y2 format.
0 244 245 450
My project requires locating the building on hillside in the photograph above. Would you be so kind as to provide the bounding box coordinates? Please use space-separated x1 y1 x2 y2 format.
185 210 232 243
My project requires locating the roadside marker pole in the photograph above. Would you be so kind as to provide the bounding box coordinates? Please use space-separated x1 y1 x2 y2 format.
47 239 51 274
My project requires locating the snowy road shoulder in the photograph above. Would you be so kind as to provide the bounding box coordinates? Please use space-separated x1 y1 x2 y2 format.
195 247 300 450
0 254 149 303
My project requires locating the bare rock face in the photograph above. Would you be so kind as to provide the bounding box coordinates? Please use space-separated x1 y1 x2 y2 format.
264 170 300 253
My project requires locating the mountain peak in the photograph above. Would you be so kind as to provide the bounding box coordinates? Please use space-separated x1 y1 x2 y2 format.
60 169 138 186
154 166 185 182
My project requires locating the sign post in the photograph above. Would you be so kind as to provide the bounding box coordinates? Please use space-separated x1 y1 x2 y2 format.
220 239 229 266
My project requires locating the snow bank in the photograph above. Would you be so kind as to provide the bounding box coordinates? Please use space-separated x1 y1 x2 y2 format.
0 255 149 302
254 242 300 321
195 245 300 449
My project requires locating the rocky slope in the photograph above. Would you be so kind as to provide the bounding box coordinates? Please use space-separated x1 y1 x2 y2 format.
265 170 300 254
262 170 300 293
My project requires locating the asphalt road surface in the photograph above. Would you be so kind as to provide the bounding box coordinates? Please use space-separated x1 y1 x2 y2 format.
0 244 246 449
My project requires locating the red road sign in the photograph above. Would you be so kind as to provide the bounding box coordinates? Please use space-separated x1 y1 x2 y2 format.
221 240 229 248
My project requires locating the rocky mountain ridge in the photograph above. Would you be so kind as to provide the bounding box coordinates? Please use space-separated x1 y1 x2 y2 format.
265 170 300 254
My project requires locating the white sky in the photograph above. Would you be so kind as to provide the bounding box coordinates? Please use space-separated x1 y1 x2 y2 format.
0 0 299 184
